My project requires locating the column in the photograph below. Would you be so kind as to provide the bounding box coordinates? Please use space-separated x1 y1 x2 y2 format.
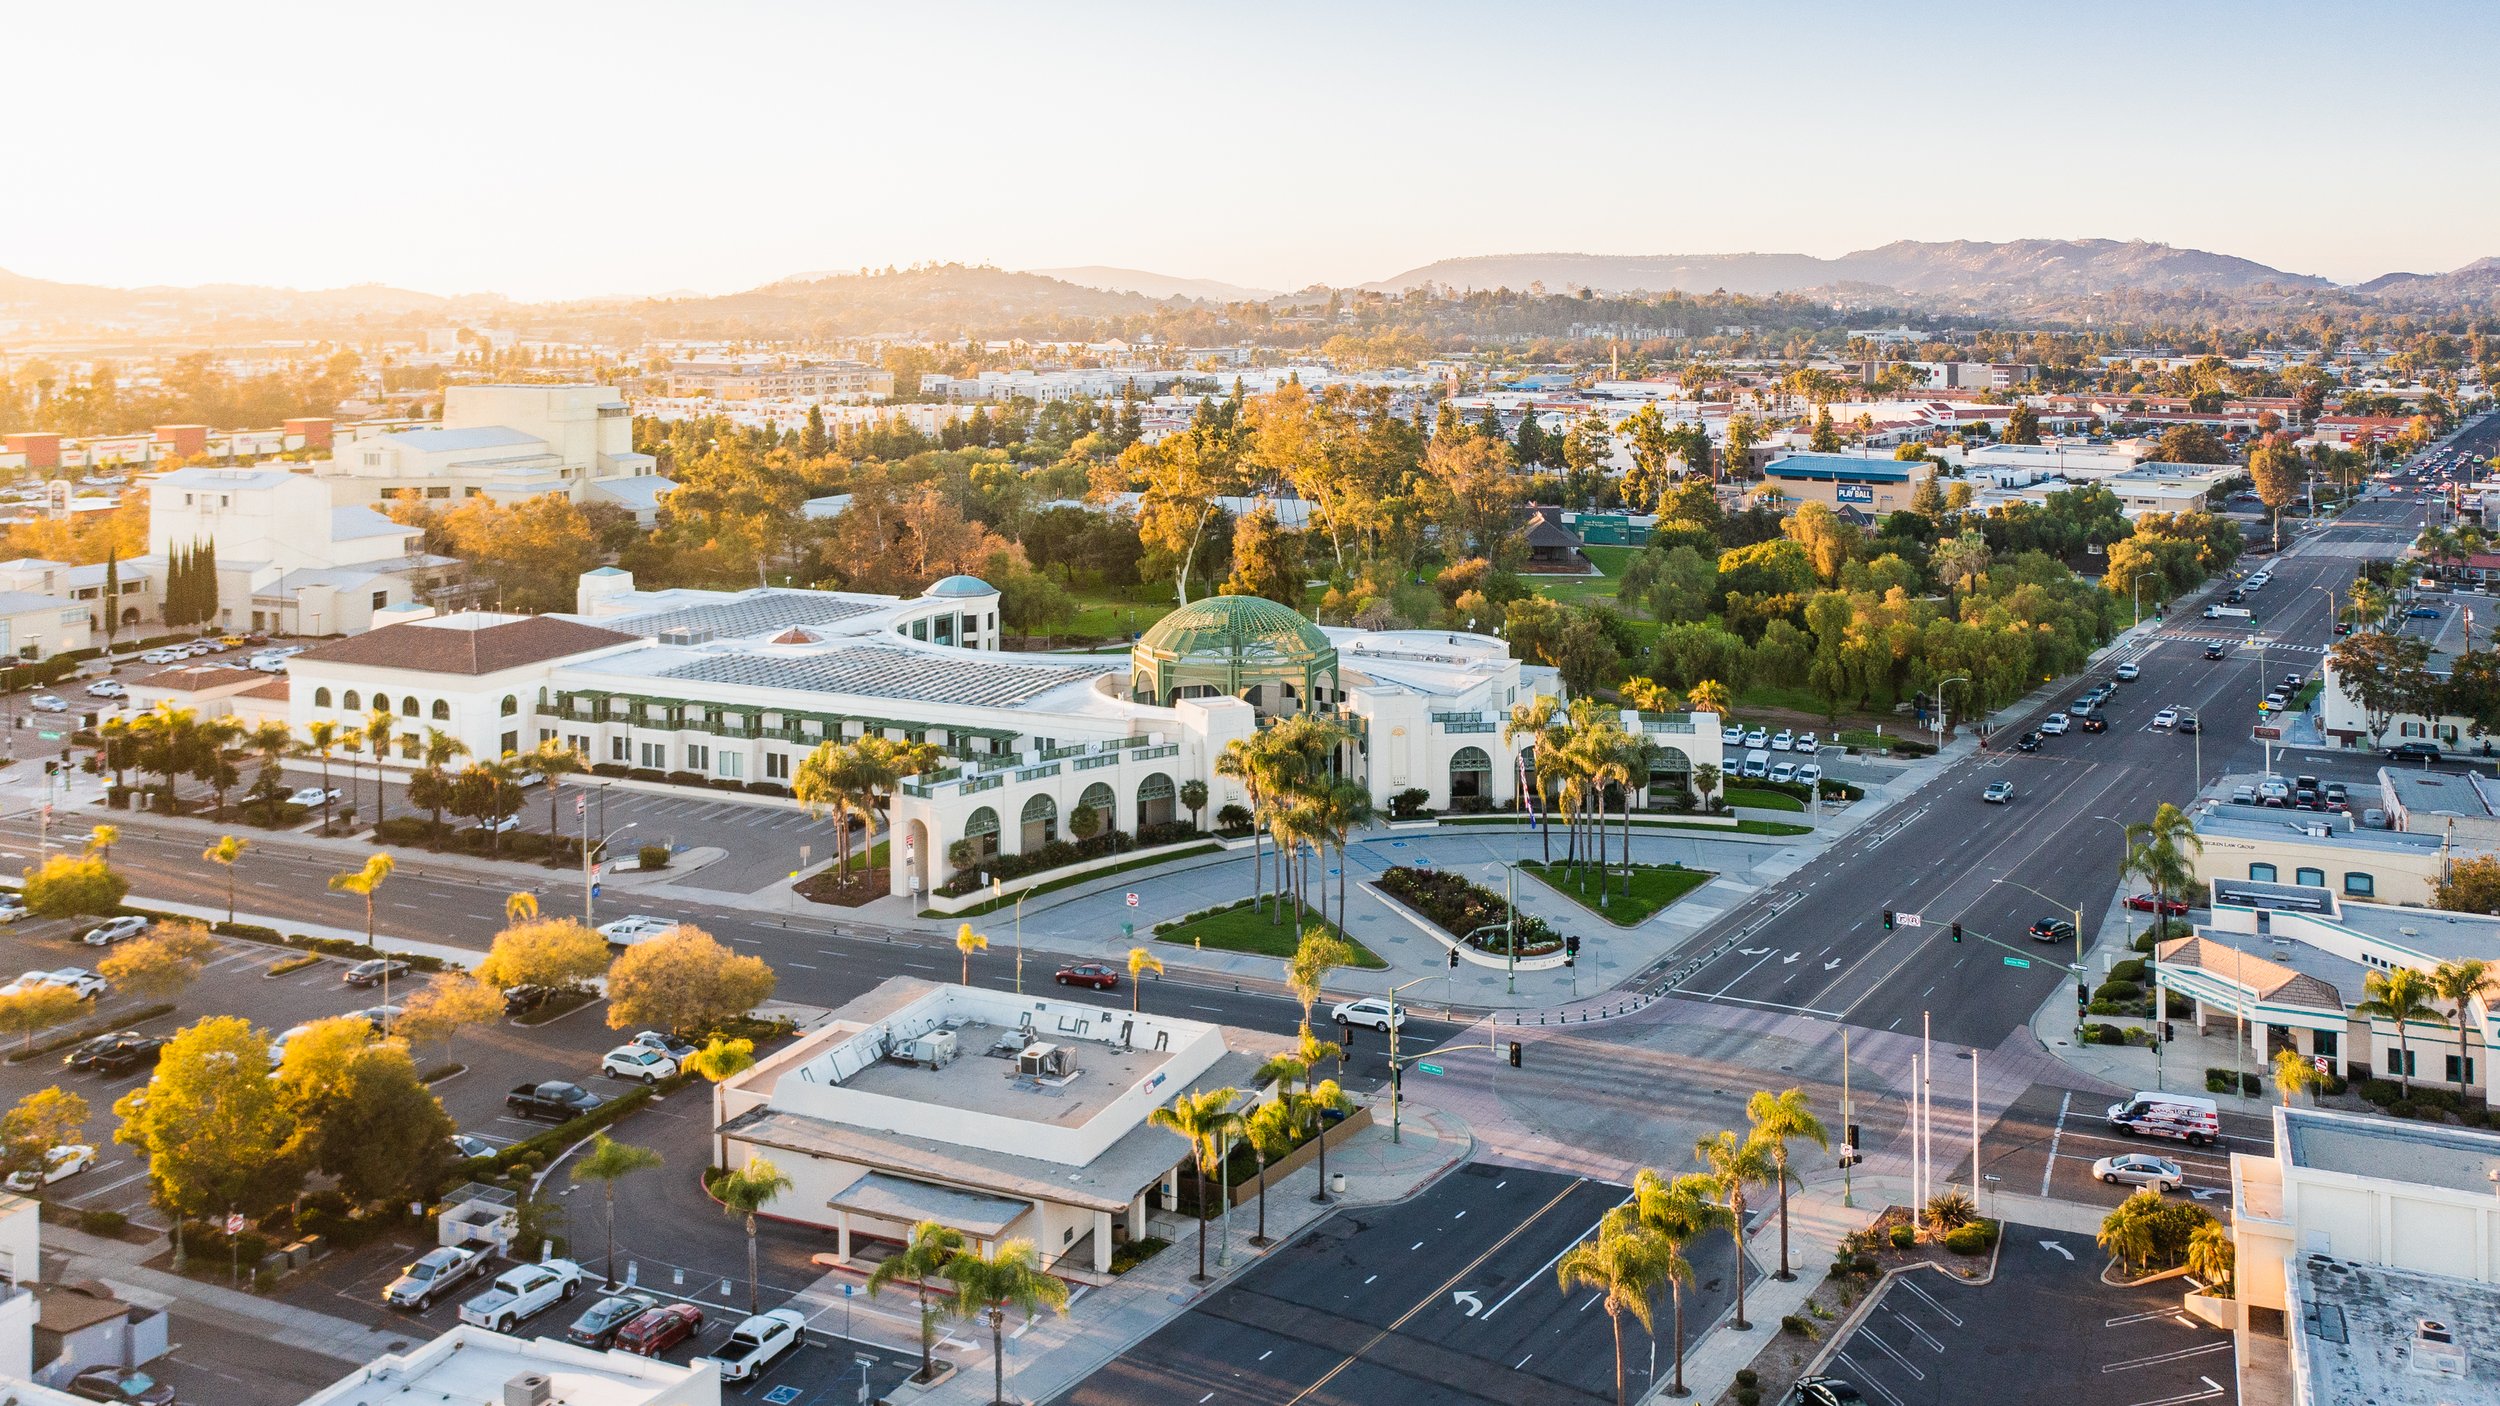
835 1210 851 1263
1092 1211 1113 1274
1159 1167 1179 1213
1128 1191 1147 1241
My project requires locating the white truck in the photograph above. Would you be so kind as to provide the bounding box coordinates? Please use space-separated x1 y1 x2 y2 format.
697 1308 806 1381
458 1258 584 1331
2202 605 2251 620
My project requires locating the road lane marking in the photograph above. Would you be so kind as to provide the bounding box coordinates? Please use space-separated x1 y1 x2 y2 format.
2101 1342 2231 1373
2043 1092 2073 1196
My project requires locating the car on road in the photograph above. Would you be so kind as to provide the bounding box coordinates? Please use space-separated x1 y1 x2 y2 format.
696 1308 806 1382
384 1243 493 1311
2091 1153 2186 1192
1054 962 1119 990
82 680 125 699
506 1080 603 1120
629 1030 698 1060
566 1290 661 1349
2151 707 2179 729
2037 713 2069 735
614 1302 706 1356
343 958 409 988
597 915 677 948
63 1367 176 1405
2115 661 2141 681
601 1045 679 1083
2177 713 2198 734
2028 918 2076 943
78 916 147 948
287 786 341 808
2203 643 2227 660
449 1133 496 1161
2013 731 2042 752
2125 894 2189 916
4 1143 94 1191
2386 741 2444 761
64 1032 162 1074
1793 1376 1864 1406
28 694 67 712
1330 996 1405 1032
458 1259 584 1331
1981 780 2015 804
0 893 24 924
2078 714 2107 732
3 969 106 1000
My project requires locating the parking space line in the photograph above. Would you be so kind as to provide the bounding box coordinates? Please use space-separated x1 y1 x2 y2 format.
1885 1304 1946 1353
1898 1277 1962 1328
1854 1326 1925 1381
2127 1375 2227 1406
2102 1342 2230 1374
1833 1353 1905 1406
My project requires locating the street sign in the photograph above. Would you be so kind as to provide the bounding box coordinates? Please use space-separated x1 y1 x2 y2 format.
1417 1062 1444 1076
1124 892 1139 908
2002 955 2031 969
224 1212 245 1235
575 795 587 816
35 732 57 741
1897 912 1922 928
2313 1055 2330 1075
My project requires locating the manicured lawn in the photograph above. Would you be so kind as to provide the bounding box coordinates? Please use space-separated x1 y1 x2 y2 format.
1444 814 1812 837
1522 860 1715 927
1155 898 1388 969
844 839 890 872
1054 581 1180 645
1721 786 1805 812
1737 684 1840 718
923 843 1224 918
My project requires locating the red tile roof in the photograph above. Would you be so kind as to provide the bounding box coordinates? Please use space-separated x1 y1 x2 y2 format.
291 616 636 676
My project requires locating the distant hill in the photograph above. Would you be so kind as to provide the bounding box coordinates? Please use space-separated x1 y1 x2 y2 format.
0 266 477 331
2353 256 2500 304
585 264 1167 338
1027 266 1279 303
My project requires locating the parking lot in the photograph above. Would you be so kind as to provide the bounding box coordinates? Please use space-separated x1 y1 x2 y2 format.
1966 1083 2268 1214
1816 1228 2233 1406
1069 1162 1738 1406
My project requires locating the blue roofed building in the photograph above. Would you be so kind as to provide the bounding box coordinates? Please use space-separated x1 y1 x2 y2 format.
1758 452 1935 519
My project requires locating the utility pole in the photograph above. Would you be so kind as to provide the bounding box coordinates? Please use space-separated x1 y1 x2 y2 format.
1840 1026 1854 1209
1969 1050 1981 1202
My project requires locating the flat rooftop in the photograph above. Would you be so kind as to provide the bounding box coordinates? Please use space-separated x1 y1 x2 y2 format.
2383 766 2500 820
2282 1107 2500 1195
2322 901 2500 963
301 1325 706 1405
841 1019 1175 1128
2290 1255 2500 1406
2196 802 2448 855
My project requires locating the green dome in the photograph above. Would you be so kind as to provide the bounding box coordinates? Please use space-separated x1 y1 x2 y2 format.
1131 595 1338 709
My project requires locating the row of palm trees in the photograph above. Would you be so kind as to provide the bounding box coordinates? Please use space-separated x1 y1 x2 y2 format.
1560 1089 1828 1406
1505 696 1719 900
2353 958 2499 1099
1216 716 1374 936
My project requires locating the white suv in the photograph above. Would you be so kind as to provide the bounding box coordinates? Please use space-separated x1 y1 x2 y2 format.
1330 997 1405 1032
597 915 677 948
601 1045 679 1084
2038 713 2069 735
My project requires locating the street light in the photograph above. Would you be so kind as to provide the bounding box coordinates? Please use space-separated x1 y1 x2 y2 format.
2098 812 2167 1091
1933 676 1971 748
1383 973 1440 1145
991 880 1028 993
2128 571 2163 630
583 820 636 925
1479 862 1521 994
1990 877 2085 1040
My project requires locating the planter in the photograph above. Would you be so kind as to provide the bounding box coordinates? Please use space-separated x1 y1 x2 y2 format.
1221 1103 1373 1207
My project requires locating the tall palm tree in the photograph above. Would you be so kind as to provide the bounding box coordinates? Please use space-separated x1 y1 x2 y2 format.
299 720 343 832
2124 802 2203 916
1633 1169 1732 1398
1555 1204 1672 1406
714 1154 794 1312
2430 959 2496 1103
2356 966 2447 1094
240 720 294 817
1745 1088 1829 1282
334 726 366 826
866 1220 966 1386
955 923 987 984
1313 779 1375 936
361 706 398 822
569 1133 662 1287
203 834 248 924
327 853 395 945
940 1237 1070 1406
1242 1099 1296 1248
1126 946 1162 1012
513 737 586 852
1298 1079 1347 1206
1694 1128 1772 1330
85 825 118 865
1147 1086 1244 1283
413 728 469 835
1505 696 1562 863
1685 679 1732 719
1284 928 1353 1037
1215 736 1270 913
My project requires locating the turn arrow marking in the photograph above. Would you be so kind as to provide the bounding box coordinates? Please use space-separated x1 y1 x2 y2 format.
1452 1290 1484 1317
2040 1241 2074 1261
1781 952 1800 964
1738 948 1770 956
1824 959 1842 971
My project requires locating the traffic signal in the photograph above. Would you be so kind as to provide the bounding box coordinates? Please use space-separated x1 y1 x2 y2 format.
1447 947 1460 969
1566 934 1581 955
1882 909 1896 931
41 761 54 776
2077 980 2091 1007
1507 1040 1523 1068
1950 922 1963 944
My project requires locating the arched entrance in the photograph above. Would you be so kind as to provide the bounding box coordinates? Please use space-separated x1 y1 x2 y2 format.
1449 746 1491 804
1076 782 1117 838
961 806 1000 868
1647 744 1692 807
1136 773 1176 829
1021 793 1058 851
904 818 929 897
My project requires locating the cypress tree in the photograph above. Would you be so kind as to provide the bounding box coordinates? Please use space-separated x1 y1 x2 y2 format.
196 539 218 626
102 547 118 644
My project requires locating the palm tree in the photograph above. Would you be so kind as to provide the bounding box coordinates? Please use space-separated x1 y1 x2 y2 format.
85 824 118 864
2185 1220 2235 1296
1745 1088 1829 1282
335 727 366 826
1505 695 1562 862
1685 679 1732 720
239 720 293 818
1215 736 1269 913
1691 761 1723 814
361 706 398 821
866 1220 966 1385
1555 1204 1672 1406
714 1154 794 1312
1694 1128 1772 1330
940 1238 1070 1406
569 1133 663 1287
2124 802 2203 916
1126 946 1162 1012
299 720 343 832
1148 1086 1244 1284
412 727 469 827
2097 1190 2166 1276
2356 966 2447 1094
2430 959 2497 1103
505 891 539 923
795 739 883 890
1313 779 1375 935
1179 778 1208 831
1242 1099 1296 1248
514 737 586 852
2270 1047 2327 1106
327 853 395 945
683 1038 757 1166
1299 1079 1347 1205
955 923 988 984
203 834 248 924
1633 1170 1731 1398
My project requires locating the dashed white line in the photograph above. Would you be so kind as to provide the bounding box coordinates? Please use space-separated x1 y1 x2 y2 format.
2043 1091 2073 1197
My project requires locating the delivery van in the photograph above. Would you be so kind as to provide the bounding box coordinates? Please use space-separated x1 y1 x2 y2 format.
2107 1092 2220 1147
1740 748 1770 779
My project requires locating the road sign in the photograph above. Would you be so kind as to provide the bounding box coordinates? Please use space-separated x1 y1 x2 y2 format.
2002 955 2031 969
2313 1055 2331 1075
1896 912 1922 928
1124 892 1139 908
576 795 587 817
1417 1062 1444 1076
224 1212 245 1235
35 732 57 741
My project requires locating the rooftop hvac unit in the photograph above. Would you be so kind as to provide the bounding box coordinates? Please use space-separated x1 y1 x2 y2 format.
504 1373 553 1406
1019 1043 1077 1079
899 1030 958 1069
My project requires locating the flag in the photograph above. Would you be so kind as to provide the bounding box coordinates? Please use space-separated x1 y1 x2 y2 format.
1516 751 1542 830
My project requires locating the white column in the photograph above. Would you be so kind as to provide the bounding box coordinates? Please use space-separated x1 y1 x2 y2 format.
1159 1167 1179 1213
1128 1192 1147 1240
1092 1211 1113 1274
835 1210 851 1263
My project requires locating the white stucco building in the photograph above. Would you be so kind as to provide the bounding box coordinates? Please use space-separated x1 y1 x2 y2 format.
145 466 465 635
317 384 676 524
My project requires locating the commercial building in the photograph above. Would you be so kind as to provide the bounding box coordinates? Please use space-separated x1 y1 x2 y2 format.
0 591 93 661
2379 766 2500 848
2229 1106 2500 1405
666 358 893 403
1757 453 1934 519
2188 800 2455 907
317 384 676 524
293 1327 717 1406
713 978 1264 1277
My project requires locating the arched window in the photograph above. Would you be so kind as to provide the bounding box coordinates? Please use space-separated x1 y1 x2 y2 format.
962 806 1000 864
500 695 518 717
342 690 361 711
2343 872 2376 897
1449 745 1492 804
1021 793 1059 850
431 700 450 720
402 696 420 717
1077 782 1117 835
1137 773 1176 828
313 688 332 708
2296 867 2325 888
2249 862 2278 882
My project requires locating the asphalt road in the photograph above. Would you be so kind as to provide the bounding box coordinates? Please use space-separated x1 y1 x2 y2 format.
1662 485 2437 1049
1957 1081 2271 1213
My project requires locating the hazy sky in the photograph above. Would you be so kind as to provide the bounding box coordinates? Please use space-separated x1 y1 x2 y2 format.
13 0 2498 300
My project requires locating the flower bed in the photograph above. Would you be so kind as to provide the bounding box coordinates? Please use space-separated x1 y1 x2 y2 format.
1376 866 1563 956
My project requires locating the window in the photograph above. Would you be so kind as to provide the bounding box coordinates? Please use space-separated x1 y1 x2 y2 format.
2248 863 2278 882
2295 867 2325 888
372 590 389 611
686 744 710 770
343 690 361 711
765 752 789 781
2343 872 2375 897
425 486 450 499
2445 1054 2476 1084
314 688 332 708
402 696 420 717
500 695 518 717
432 700 450 720
612 737 631 762
2387 1047 2418 1076
718 752 742 779
2313 1029 2338 1058
498 731 516 756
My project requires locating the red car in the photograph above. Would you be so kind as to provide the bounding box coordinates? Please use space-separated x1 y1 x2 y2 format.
2125 894 2189 916
1054 963 1119 990
613 1302 704 1356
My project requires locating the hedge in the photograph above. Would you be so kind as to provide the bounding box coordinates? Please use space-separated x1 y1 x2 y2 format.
4 1002 178 1063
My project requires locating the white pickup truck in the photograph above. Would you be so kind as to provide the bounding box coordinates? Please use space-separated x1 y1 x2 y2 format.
2202 605 2251 620
458 1258 584 1331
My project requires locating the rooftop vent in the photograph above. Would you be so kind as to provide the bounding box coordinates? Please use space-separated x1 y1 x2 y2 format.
504 1372 553 1406
2412 1319 2468 1377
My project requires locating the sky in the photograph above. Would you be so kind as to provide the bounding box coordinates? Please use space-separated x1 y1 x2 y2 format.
11 0 2500 301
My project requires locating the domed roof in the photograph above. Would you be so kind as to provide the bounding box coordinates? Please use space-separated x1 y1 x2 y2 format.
922 574 997 599
1134 594 1331 665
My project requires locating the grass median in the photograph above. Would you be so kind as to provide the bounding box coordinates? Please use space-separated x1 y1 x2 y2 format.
1154 897 1388 969
1720 785 1805 812
1522 860 1714 927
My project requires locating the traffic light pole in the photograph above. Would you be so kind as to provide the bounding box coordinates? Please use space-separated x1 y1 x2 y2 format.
1382 975 1439 1146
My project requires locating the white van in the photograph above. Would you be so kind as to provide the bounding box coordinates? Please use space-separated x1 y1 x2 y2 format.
2203 605 2251 620
2107 1092 2220 1147
1740 748 1770 780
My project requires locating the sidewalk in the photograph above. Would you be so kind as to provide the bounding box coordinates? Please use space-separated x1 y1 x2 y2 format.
40 1222 412 1366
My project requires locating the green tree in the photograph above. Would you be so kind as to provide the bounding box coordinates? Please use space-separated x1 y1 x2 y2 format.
326 853 395 943
2270 1047 2327 1106
1632 1169 1730 1397
941 1237 1071 1406
113 1015 300 1226
2186 1221 2236 1296
298 719 345 832
1695 1128 1772 1329
360 706 398 822
2004 401 2040 445
1242 1099 1297 1248
2355 966 2446 1093
2123 803 2202 913
1219 506 1304 605
794 735 937 891
1147 1087 1245 1284
714 1154 794 1312
2247 435 2304 549
1555 1204 1673 1406
1745 1088 1829 1282
602 926 776 1038
476 917 610 991
866 1220 967 1386
513 738 585 850
0 985 84 1054
302 1039 455 1205
570 1133 664 1287
1809 406 1841 452
19 853 127 920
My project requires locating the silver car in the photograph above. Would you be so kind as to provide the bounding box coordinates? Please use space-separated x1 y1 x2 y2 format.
2091 1152 2184 1192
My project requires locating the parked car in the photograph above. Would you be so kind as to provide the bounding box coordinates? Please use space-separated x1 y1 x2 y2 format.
601 1046 678 1084
82 680 126 699
1053 962 1119 990
1769 730 1795 752
502 983 555 1015
597 915 677 948
27 694 66 712
2324 783 2349 809
506 1081 602 1120
696 1308 806 1382
2386 741 2444 761
1981 780 2015 804
1793 1378 1864 1406
1330 996 1405 1032
458 1259 584 1331
63 1367 176 1405
567 1291 661 1349
2114 662 2140 681
384 1243 493 1311
629 1031 698 1060
2028 918 2076 943
287 786 341 808
448 1133 496 1161
1795 764 1823 788
2091 1153 2186 1193
1767 761 1798 783
3 969 106 1000
1795 731 1818 753
64 1031 162 1074
1720 724 1743 745
2408 607 2442 619
0 893 25 924
78 916 147 948
2038 713 2069 735
1743 727 1768 748
2125 894 2189 916
614 1302 706 1356
4 1144 94 1191
343 958 409 988
467 815 521 836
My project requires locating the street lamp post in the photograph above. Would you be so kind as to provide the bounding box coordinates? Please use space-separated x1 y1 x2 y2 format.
1481 862 1520 994
2098 812 2167 1090
1933 676 1971 748
991 880 1029 993
2129 572 2163 631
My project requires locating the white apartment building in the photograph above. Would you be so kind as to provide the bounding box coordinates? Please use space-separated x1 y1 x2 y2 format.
319 384 676 524
666 357 892 403
146 467 463 635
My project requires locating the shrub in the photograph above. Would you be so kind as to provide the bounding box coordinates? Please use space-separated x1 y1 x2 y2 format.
2108 958 2148 983
268 954 322 976
2205 1069 2260 1096
2088 1023 2126 1045
1889 1223 1916 1249
1735 1370 1758 1391
1109 1236 1170 1274
1943 1221 1997 1255
1375 867 1562 954
1387 787 1432 819
79 1209 127 1236
1779 1314 1814 1337
2133 931 2157 954
637 844 671 871
2358 1078 2402 1107
1736 1390 1761 1406
1926 1192 1976 1230
2094 979 2143 1002
742 782 791 798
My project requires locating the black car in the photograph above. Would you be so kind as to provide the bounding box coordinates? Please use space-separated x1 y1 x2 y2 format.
2015 730 2043 752
2177 715 2199 734
502 983 555 1015
64 1032 163 1075
1795 1376 1863 1406
2078 714 2108 732
567 1290 660 1349
65 1366 176 1404
2386 741 2444 762
344 958 410 988
2029 917 2077 943
2203 643 2227 660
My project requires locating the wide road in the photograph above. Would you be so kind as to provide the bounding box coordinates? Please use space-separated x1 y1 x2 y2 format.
1663 480 2438 1049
